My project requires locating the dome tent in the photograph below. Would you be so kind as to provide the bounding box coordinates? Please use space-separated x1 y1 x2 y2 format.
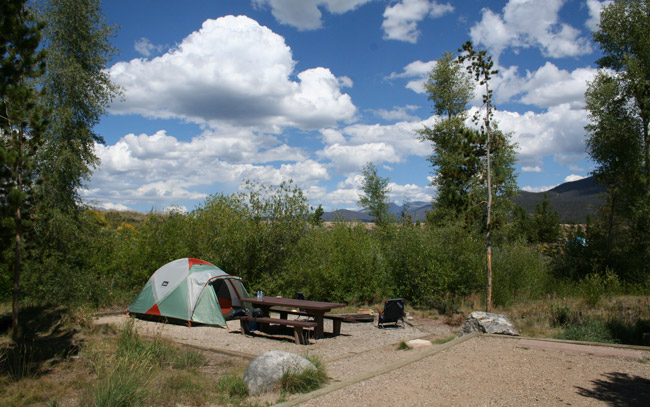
128 258 249 327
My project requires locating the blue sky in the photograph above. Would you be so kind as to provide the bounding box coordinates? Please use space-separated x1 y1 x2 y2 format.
87 0 611 212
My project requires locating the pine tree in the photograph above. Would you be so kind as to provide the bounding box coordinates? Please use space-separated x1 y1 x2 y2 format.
0 0 47 337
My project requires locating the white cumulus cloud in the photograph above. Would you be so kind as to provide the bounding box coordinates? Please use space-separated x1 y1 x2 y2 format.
371 105 421 122
109 16 356 131
386 59 436 94
318 118 436 173
586 0 613 31
252 0 372 30
86 126 330 208
493 62 598 108
486 105 589 168
134 37 165 57
470 0 592 59
382 0 454 43
564 174 586 183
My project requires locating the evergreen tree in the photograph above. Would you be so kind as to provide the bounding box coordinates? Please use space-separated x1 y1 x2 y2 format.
419 50 517 228
532 194 561 244
458 40 518 311
310 204 325 227
0 0 47 336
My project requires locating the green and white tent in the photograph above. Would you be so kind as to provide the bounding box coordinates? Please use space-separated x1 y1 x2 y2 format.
128 258 249 327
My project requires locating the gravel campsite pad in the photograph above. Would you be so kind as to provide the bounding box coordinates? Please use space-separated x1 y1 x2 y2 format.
94 314 650 406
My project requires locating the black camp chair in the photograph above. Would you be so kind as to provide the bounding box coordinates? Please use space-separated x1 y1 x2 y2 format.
377 298 406 328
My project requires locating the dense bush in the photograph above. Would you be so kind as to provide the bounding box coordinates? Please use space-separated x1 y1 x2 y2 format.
281 223 390 303
5 181 646 312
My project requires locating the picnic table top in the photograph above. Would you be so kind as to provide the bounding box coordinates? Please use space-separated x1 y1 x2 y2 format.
242 296 346 312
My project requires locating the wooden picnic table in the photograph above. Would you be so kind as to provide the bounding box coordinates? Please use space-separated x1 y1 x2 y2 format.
243 296 346 339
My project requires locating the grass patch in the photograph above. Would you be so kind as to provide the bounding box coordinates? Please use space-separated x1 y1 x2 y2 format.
83 358 151 407
432 335 456 344
397 340 412 350
218 372 249 398
1 307 252 407
280 354 328 395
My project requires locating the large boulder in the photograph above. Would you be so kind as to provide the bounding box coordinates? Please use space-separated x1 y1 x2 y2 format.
457 311 519 337
244 351 315 395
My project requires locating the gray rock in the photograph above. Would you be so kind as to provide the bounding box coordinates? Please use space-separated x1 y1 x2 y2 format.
457 311 519 337
244 351 315 395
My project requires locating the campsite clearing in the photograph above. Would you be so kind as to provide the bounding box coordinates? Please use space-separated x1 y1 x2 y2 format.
94 313 650 406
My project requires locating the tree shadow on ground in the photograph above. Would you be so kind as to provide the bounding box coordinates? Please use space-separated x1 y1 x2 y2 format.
576 372 650 407
0 305 79 380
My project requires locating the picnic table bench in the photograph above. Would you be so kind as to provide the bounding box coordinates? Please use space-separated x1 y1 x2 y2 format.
269 307 352 336
234 315 317 345
243 297 346 339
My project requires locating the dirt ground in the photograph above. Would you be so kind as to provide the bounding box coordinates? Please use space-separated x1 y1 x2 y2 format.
94 313 650 406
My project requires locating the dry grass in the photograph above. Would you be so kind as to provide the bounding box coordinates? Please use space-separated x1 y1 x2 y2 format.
0 309 253 407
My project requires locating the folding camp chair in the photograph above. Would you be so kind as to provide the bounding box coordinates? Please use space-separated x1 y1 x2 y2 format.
377 298 406 328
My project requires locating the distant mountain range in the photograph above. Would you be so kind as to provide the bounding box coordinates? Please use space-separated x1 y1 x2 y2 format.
323 176 606 224
514 176 605 223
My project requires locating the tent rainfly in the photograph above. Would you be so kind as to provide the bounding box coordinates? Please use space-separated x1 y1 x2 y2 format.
128 258 249 327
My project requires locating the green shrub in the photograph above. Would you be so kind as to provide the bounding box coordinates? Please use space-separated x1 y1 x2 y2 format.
557 319 616 343
605 317 650 346
549 303 582 327
281 223 390 303
492 244 550 307
579 270 621 306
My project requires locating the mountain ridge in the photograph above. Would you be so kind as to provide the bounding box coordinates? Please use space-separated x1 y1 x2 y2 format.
323 176 605 223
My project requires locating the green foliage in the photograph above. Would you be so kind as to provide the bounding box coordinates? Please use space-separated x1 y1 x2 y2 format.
282 223 390 303
37 0 120 210
310 204 325 227
424 51 474 118
578 270 621 307
383 222 484 309
584 0 650 283
512 195 561 244
85 357 151 407
358 162 392 227
557 318 616 343
420 44 517 231
419 118 483 222
1 0 48 336
492 245 549 306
